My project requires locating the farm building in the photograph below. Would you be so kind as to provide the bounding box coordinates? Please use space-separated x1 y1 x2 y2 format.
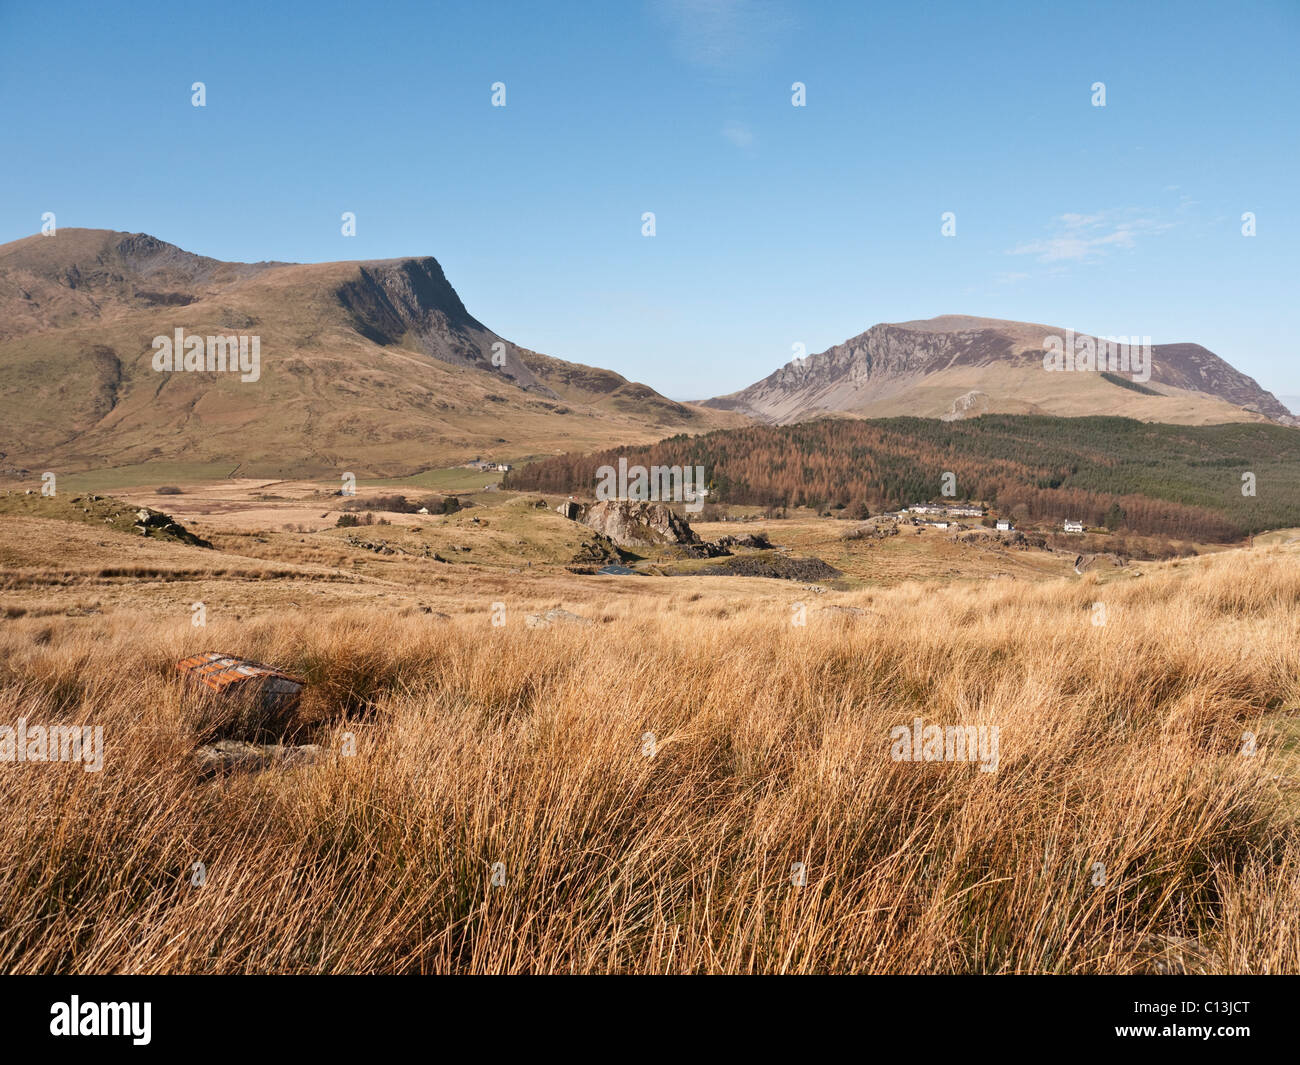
910 502 984 517
1063 520 1085 533
996 520 1012 531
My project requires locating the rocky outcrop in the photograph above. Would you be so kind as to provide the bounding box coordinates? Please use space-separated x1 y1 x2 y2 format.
570 534 623 566
526 608 594 628
940 389 991 421
335 257 555 395
714 532 773 550
841 518 899 541
344 534 401 555
579 500 702 549
556 500 746 558
120 503 210 547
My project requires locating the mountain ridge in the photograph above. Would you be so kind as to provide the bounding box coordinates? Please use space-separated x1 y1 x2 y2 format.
4 231 1291 482
0 229 746 476
703 315 1294 427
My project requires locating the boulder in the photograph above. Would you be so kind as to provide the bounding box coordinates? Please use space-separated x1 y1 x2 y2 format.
196 740 322 776
715 532 773 550
579 500 701 549
1134 935 1221 975
841 519 898 541
525 608 595 628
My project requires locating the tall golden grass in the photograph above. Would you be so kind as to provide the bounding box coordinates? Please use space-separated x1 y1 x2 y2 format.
0 546 1297 973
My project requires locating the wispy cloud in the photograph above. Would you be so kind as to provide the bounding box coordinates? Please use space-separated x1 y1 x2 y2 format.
994 271 1030 286
721 121 755 148
1009 209 1174 264
655 0 793 72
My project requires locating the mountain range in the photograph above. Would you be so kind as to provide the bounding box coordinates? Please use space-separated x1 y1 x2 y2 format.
0 230 1292 479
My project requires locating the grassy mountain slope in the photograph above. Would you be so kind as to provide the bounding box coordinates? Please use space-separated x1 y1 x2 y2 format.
0 229 746 477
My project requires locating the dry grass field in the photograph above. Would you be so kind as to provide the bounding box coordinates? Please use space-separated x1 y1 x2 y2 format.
1 481 1298 974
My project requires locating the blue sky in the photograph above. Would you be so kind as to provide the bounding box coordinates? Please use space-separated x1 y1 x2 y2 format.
2 0 1297 402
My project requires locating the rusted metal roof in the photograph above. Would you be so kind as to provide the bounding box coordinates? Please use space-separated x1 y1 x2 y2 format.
176 652 305 709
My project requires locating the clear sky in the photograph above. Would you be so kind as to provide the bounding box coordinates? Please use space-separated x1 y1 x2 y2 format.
2 0 1297 402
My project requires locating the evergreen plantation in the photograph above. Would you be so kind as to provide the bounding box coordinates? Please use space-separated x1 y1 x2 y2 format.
506 416 1300 541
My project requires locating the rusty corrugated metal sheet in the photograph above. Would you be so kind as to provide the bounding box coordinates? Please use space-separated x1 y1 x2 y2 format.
176 652 305 711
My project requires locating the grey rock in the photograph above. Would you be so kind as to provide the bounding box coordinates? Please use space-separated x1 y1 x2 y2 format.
525 608 594 629
819 604 879 617
1134 935 1221 975
579 500 701 549
196 740 323 776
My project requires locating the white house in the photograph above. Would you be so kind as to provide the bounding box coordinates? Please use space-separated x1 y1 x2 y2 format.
1063 520 1084 533
995 520 1012 531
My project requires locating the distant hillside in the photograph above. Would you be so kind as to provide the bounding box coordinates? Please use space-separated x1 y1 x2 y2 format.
505 415 1300 540
703 315 1296 427
0 229 747 477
